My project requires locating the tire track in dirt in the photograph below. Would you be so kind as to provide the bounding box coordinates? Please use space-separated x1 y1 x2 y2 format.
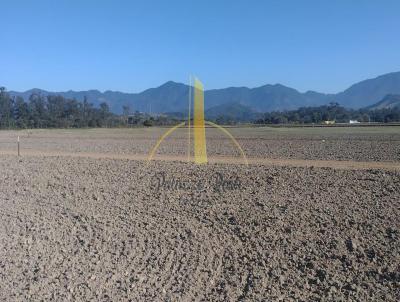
0 149 399 171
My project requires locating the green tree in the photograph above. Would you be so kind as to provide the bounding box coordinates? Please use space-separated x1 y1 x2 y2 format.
0 87 14 128
14 96 29 128
29 93 47 128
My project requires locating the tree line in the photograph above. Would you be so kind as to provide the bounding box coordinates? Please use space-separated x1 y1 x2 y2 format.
0 87 180 128
0 87 120 128
255 102 400 124
1 87 399 128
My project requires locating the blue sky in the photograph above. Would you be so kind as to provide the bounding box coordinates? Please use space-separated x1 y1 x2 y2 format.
2 0 400 93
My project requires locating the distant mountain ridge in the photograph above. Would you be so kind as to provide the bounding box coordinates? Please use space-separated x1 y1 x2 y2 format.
335 72 400 108
7 71 400 114
367 94 400 110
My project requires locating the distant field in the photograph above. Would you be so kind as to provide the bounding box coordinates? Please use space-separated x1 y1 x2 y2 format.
0 126 399 163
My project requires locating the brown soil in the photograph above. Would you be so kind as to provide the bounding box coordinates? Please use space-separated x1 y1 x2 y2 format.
0 128 399 301
1 126 399 162
0 149 399 171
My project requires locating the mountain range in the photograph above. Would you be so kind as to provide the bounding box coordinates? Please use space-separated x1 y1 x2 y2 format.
366 94 400 110
7 71 400 114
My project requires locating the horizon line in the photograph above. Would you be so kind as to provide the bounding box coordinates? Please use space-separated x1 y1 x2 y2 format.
3 70 399 96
